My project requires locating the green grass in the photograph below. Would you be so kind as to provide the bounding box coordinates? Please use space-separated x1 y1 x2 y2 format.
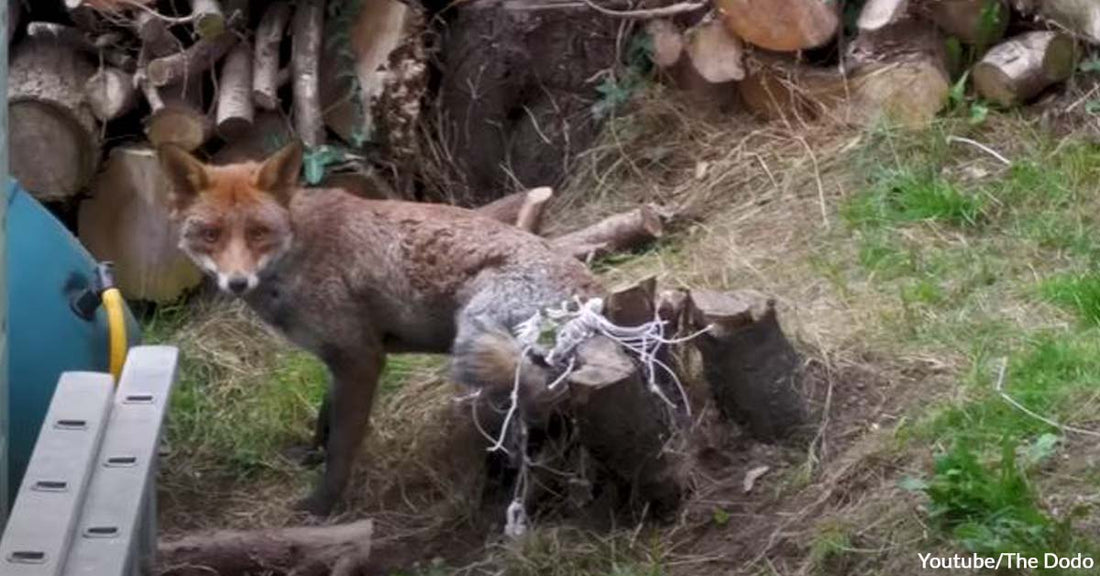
831 124 1100 566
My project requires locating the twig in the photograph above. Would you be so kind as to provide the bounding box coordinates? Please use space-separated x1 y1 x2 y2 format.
579 0 707 18
797 137 829 230
994 357 1100 438
946 135 1012 166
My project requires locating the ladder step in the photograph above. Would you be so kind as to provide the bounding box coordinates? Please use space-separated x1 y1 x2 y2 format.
0 373 115 576
61 346 179 576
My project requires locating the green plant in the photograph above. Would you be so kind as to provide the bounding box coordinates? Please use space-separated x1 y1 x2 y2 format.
593 34 654 118
1041 273 1100 326
921 441 1063 556
843 169 984 229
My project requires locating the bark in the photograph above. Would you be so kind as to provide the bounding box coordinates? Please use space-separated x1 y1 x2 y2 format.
552 205 665 261
973 31 1077 107
157 519 373 576
1033 0 1100 44
134 10 177 56
84 67 137 122
685 17 745 83
8 37 99 201
253 1 291 110
212 111 294 164
687 289 807 440
567 334 682 516
646 19 683 69
216 41 254 139
924 0 1008 47
714 0 839 51
77 146 203 303
146 32 238 87
191 0 226 39
475 187 554 233
143 40 212 153
292 0 325 147
25 21 135 71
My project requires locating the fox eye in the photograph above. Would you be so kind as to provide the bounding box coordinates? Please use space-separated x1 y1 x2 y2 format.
247 226 269 243
199 227 220 243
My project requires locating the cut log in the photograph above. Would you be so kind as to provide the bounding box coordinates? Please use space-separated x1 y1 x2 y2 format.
858 0 909 32
212 111 294 164
687 289 807 440
191 0 225 39
319 0 427 160
1032 0 1100 44
146 32 237 88
737 59 848 123
8 37 99 201
145 88 212 152
715 0 839 51
253 1 292 110
973 31 1077 107
552 206 665 261
925 0 1008 47
84 67 137 122
646 19 684 69
293 0 325 147
567 335 682 516
158 519 373 576
850 58 951 128
216 41 254 139
77 146 203 303
685 17 745 83
475 187 554 233
26 21 135 72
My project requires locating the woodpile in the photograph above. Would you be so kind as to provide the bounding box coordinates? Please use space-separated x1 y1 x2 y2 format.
7 0 427 303
648 0 1090 126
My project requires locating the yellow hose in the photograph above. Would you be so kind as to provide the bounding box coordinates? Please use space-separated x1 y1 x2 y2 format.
102 287 127 382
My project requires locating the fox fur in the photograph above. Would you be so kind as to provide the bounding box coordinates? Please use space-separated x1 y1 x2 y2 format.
159 141 601 515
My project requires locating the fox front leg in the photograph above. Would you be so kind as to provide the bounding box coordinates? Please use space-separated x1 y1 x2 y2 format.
296 348 384 516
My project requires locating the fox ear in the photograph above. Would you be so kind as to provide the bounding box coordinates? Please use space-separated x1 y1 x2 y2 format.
255 139 303 202
158 144 209 210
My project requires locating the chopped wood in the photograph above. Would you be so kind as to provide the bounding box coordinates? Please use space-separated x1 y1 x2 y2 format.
715 0 839 51
685 17 745 83
145 78 212 152
134 10 177 56
857 0 909 32
1032 0 1100 44
158 519 373 576
84 67 137 122
737 59 847 123
646 19 684 69
687 289 807 440
253 1 292 110
292 0 325 147
320 0 413 145
25 21 135 71
146 32 237 87
216 41 254 139
973 31 1077 107
9 37 99 201
191 0 225 39
925 0 1008 47
552 205 665 261
475 187 554 233
852 58 951 128
212 111 294 164
78 147 203 303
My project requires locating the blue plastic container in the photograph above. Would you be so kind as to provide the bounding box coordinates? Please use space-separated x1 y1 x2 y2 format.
5 182 140 506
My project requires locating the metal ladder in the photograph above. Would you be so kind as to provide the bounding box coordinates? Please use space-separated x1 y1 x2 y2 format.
0 346 179 576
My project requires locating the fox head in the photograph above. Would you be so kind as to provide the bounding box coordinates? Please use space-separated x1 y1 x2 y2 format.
159 140 303 296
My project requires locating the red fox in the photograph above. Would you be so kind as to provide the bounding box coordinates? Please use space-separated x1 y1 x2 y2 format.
159 141 601 515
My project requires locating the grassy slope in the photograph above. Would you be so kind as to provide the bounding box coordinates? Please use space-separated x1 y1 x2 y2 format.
149 108 1100 574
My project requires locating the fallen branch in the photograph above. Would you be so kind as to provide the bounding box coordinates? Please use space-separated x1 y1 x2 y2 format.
216 41 254 139
158 519 373 576
551 205 665 261
253 1 292 110
292 0 326 147
146 32 238 87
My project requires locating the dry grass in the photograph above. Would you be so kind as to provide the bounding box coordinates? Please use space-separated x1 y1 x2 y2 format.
152 86 1100 574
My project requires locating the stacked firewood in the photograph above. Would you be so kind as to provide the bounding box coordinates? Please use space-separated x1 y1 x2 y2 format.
7 0 426 302
648 0 1095 126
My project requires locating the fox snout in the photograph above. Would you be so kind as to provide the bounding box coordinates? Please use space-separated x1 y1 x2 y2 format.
219 272 259 295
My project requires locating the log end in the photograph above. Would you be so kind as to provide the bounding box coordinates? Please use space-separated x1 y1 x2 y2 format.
9 100 98 200
147 105 212 152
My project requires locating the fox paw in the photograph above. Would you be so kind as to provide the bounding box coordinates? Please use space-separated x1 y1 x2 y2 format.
294 491 338 517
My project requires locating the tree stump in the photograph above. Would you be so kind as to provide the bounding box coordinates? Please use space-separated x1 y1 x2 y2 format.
688 289 807 441
8 37 99 201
